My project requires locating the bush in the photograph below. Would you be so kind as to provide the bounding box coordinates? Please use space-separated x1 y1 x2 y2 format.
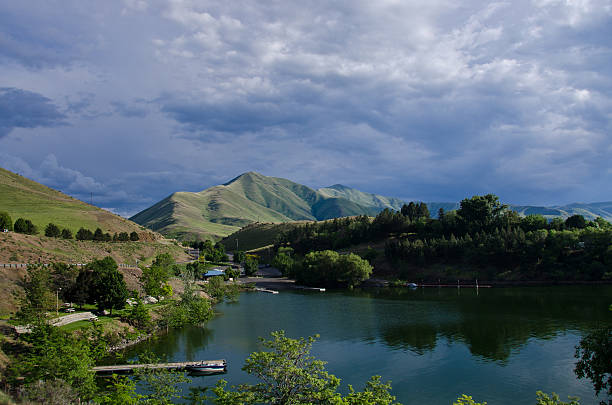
0 211 12 231
14 218 37 234
75 228 93 241
61 228 73 239
44 223 61 238
129 231 139 241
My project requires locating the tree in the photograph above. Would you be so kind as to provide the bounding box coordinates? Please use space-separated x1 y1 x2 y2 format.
566 215 587 229
15 264 54 323
130 231 139 241
126 297 152 331
14 218 37 234
76 227 93 241
245 255 259 276
141 264 170 298
575 326 612 403
234 250 246 264
210 331 400 405
88 257 128 315
272 252 294 277
94 227 105 241
44 223 61 238
458 194 507 233
61 228 73 239
0 210 12 231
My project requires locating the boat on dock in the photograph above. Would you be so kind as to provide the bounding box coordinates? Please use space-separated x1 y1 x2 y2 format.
185 360 227 374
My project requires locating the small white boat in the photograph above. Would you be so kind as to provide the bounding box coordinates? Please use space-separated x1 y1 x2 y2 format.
406 282 418 289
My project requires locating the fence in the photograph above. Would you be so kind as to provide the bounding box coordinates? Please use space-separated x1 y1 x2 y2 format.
1 262 140 269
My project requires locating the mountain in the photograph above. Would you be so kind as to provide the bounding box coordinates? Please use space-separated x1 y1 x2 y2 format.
510 202 612 221
318 184 406 211
131 171 612 241
131 172 380 241
0 167 153 238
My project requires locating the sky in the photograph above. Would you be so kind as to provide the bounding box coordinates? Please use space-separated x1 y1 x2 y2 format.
1 0 611 217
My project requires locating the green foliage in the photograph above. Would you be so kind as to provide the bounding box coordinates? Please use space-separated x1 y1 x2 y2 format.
126 297 152 331
161 272 213 328
130 231 140 241
566 215 587 229
535 391 581 405
96 374 138 405
133 352 191 405
15 264 54 323
453 394 487 405
87 257 129 314
298 250 372 288
14 217 37 234
142 264 171 298
44 222 61 237
210 331 400 405
7 324 98 398
0 210 12 230
76 227 94 240
575 326 612 402
234 250 246 263
245 255 259 276
458 194 507 233
61 227 73 239
272 252 294 276
205 276 240 302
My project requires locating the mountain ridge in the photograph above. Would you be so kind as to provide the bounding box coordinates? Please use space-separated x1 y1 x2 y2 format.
131 171 612 241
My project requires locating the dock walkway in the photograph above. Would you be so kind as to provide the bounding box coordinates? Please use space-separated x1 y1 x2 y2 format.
92 360 226 374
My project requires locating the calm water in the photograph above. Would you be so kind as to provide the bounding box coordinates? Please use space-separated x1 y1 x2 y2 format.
125 286 612 404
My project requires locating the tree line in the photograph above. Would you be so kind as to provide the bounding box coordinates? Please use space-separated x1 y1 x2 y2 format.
0 210 141 242
274 194 612 282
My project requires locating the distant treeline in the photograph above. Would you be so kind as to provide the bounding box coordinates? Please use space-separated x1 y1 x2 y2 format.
275 194 612 282
0 210 139 242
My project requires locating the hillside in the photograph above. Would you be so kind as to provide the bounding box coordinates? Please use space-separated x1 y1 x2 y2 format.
132 171 612 242
0 167 155 238
131 172 378 241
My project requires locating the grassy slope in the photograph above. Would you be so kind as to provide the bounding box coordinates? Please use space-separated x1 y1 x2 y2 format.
131 172 383 241
0 167 150 236
318 184 405 211
220 221 308 252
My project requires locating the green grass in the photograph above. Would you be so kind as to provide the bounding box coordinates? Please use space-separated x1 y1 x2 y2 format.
0 167 148 235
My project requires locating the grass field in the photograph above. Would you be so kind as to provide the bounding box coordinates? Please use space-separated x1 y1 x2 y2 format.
0 167 152 237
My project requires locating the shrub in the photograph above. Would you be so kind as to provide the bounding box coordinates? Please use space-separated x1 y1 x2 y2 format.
61 228 73 239
0 211 12 231
44 223 61 238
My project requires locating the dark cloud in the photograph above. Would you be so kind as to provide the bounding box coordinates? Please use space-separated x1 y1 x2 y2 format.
0 88 66 137
0 0 611 214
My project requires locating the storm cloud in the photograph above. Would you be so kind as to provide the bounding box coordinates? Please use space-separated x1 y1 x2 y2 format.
0 0 611 215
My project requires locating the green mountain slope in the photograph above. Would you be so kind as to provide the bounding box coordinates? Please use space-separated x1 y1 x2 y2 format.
131 172 379 241
132 171 612 242
0 167 151 237
318 184 405 211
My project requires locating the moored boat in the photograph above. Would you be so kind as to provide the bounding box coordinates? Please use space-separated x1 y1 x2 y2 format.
185 360 227 374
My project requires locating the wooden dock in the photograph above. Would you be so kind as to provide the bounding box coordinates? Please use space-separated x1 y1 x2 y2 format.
92 360 226 374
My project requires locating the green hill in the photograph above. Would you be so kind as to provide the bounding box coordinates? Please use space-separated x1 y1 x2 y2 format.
0 167 152 237
131 172 379 241
131 171 612 242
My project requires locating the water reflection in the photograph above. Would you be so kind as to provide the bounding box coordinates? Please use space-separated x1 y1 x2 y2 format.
123 286 612 404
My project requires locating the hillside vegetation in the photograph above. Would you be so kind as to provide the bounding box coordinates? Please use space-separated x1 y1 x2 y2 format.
131 172 381 241
132 171 612 242
0 167 153 237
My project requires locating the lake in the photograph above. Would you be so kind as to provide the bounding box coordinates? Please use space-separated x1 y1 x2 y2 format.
125 285 612 404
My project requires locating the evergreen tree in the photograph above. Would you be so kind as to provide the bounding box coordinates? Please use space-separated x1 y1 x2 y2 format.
0 210 12 231
61 228 73 239
44 223 61 238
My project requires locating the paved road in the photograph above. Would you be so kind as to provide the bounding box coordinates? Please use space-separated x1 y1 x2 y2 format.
14 311 97 334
